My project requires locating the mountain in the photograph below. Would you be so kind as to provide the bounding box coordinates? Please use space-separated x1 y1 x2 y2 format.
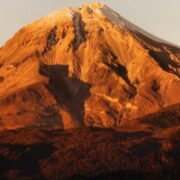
0 3 180 179
0 3 179 130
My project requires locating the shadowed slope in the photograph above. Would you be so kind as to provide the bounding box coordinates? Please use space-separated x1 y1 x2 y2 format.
0 64 91 130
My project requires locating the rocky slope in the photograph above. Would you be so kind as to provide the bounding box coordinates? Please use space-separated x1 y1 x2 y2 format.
0 3 179 130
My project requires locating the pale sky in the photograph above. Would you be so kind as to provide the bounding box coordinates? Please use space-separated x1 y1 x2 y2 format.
0 0 180 46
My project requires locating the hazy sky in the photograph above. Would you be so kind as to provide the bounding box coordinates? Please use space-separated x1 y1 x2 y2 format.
0 0 179 46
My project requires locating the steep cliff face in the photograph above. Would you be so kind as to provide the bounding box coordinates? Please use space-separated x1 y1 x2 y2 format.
0 3 179 130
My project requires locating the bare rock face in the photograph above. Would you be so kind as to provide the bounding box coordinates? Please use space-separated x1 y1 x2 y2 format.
0 3 179 130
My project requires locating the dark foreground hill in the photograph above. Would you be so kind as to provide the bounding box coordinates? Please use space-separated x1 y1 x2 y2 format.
0 104 179 179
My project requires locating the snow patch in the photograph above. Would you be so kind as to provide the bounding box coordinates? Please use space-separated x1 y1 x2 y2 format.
46 8 74 22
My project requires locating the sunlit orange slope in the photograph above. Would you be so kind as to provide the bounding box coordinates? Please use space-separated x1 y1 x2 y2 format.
0 3 179 130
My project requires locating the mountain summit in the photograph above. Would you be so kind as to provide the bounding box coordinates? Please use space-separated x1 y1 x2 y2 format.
0 3 179 130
